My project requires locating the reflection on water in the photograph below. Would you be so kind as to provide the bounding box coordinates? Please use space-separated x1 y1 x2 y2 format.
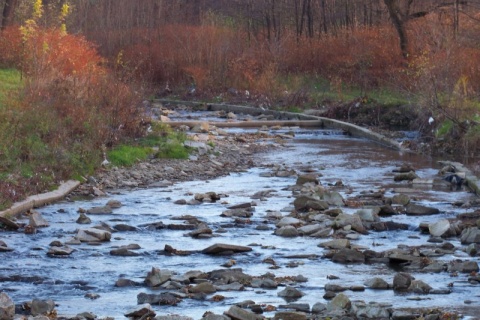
1 129 479 319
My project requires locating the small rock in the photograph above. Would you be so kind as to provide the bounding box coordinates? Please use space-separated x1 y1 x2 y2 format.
0 292 15 320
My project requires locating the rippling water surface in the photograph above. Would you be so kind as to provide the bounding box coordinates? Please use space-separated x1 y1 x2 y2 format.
1 127 479 319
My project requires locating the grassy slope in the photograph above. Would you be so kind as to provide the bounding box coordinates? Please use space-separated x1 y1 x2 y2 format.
0 68 22 107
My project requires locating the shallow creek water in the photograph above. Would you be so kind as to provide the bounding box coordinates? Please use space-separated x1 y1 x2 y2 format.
1 127 480 319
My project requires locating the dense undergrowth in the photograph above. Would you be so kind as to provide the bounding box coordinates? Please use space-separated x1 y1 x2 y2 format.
1 4 480 210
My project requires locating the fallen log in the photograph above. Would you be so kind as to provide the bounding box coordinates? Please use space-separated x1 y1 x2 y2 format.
0 180 80 218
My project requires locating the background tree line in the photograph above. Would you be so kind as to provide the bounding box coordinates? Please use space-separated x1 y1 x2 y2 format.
1 0 478 58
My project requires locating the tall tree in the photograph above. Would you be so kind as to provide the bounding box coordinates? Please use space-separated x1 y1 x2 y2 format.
383 0 429 59
1 0 17 29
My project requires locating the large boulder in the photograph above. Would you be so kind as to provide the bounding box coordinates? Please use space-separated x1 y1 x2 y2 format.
144 267 172 287
0 293 15 320
364 277 389 289
29 210 49 228
76 228 111 242
461 227 480 244
334 213 367 234
275 226 299 237
202 243 252 255
293 195 328 212
331 248 365 264
429 219 450 237
405 203 439 216
393 272 413 291
327 293 351 311
223 306 264 320
31 299 56 316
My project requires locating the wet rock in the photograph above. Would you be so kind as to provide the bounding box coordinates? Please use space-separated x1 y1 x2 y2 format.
447 260 479 273
405 203 440 216
276 217 303 227
0 240 13 252
0 292 14 320
392 194 410 206
296 174 319 185
429 219 450 237
293 195 328 211
422 262 445 273
317 190 344 207
110 247 140 256
137 292 180 306
334 213 367 234
86 205 113 214
195 192 221 202
76 228 111 242
224 305 264 320
47 245 74 256
76 212 91 224
125 303 156 318
31 299 55 316
115 278 138 287
275 226 299 237
174 199 187 205
106 199 122 208
144 267 172 287
409 280 432 293
188 228 213 238
208 268 252 284
221 208 253 218
393 273 414 291
216 282 245 291
327 293 351 311
202 314 230 320
251 278 278 289
29 210 49 228
356 208 379 222
113 224 138 231
394 171 419 181
0 216 19 230
251 190 276 200
189 282 217 294
311 302 327 314
297 224 324 236
378 204 397 216
364 277 389 289
352 301 391 319
202 243 252 255
391 310 421 320
273 311 307 320
323 291 336 300
324 284 347 292
332 248 365 264
466 243 478 256
278 286 304 301
393 164 415 173
156 316 194 320
228 202 253 209
318 239 350 250
461 227 480 244
278 303 310 313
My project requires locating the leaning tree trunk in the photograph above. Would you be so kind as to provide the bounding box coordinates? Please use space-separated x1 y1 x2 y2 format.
383 0 409 59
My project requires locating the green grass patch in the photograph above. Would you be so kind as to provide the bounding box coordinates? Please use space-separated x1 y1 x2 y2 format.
107 145 151 167
0 68 22 107
436 120 454 138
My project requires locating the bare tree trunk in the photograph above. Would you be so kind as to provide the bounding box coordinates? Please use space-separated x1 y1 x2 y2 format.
383 0 409 58
2 0 17 30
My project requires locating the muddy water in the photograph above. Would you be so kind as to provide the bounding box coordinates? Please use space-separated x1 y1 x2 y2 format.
1 128 479 319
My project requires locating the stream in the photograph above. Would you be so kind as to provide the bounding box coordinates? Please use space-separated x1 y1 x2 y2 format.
1 113 480 319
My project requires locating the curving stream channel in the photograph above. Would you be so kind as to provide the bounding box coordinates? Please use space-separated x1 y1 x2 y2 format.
1 110 480 319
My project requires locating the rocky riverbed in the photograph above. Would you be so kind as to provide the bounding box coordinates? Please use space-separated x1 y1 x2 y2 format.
1 105 480 320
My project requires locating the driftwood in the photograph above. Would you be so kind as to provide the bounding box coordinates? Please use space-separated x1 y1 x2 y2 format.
0 180 80 218
166 120 322 128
